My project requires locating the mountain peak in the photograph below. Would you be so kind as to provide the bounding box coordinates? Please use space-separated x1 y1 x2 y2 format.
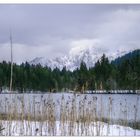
29 46 136 71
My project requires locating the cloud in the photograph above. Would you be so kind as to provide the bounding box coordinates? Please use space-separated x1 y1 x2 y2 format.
0 5 140 63
95 9 140 41
0 43 52 64
69 39 102 56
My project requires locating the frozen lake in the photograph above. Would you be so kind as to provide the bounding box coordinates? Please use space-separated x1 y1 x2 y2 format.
0 93 140 124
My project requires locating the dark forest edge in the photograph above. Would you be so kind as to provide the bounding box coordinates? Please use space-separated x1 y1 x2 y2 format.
0 49 140 93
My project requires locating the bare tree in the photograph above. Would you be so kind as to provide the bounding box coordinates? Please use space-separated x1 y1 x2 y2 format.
9 30 13 93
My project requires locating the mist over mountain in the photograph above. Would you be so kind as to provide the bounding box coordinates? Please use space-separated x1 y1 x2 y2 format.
30 44 136 71
112 49 140 65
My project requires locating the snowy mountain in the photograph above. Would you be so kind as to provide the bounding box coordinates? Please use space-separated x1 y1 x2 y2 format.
29 46 135 71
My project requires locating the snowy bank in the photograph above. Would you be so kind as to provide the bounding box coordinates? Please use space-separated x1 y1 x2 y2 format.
0 120 140 136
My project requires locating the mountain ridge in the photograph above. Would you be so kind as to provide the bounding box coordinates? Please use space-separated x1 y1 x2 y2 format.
29 47 137 71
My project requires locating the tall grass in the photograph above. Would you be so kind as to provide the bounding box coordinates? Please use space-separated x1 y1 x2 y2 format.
0 93 139 136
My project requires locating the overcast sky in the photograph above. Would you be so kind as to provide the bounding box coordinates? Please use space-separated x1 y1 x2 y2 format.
0 4 140 63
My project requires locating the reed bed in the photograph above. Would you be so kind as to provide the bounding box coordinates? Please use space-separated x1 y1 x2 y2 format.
0 93 139 136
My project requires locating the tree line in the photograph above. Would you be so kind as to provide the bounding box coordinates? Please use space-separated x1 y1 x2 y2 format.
0 50 139 93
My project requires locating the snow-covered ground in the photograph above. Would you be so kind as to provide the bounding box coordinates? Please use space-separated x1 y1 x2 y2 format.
0 120 140 136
